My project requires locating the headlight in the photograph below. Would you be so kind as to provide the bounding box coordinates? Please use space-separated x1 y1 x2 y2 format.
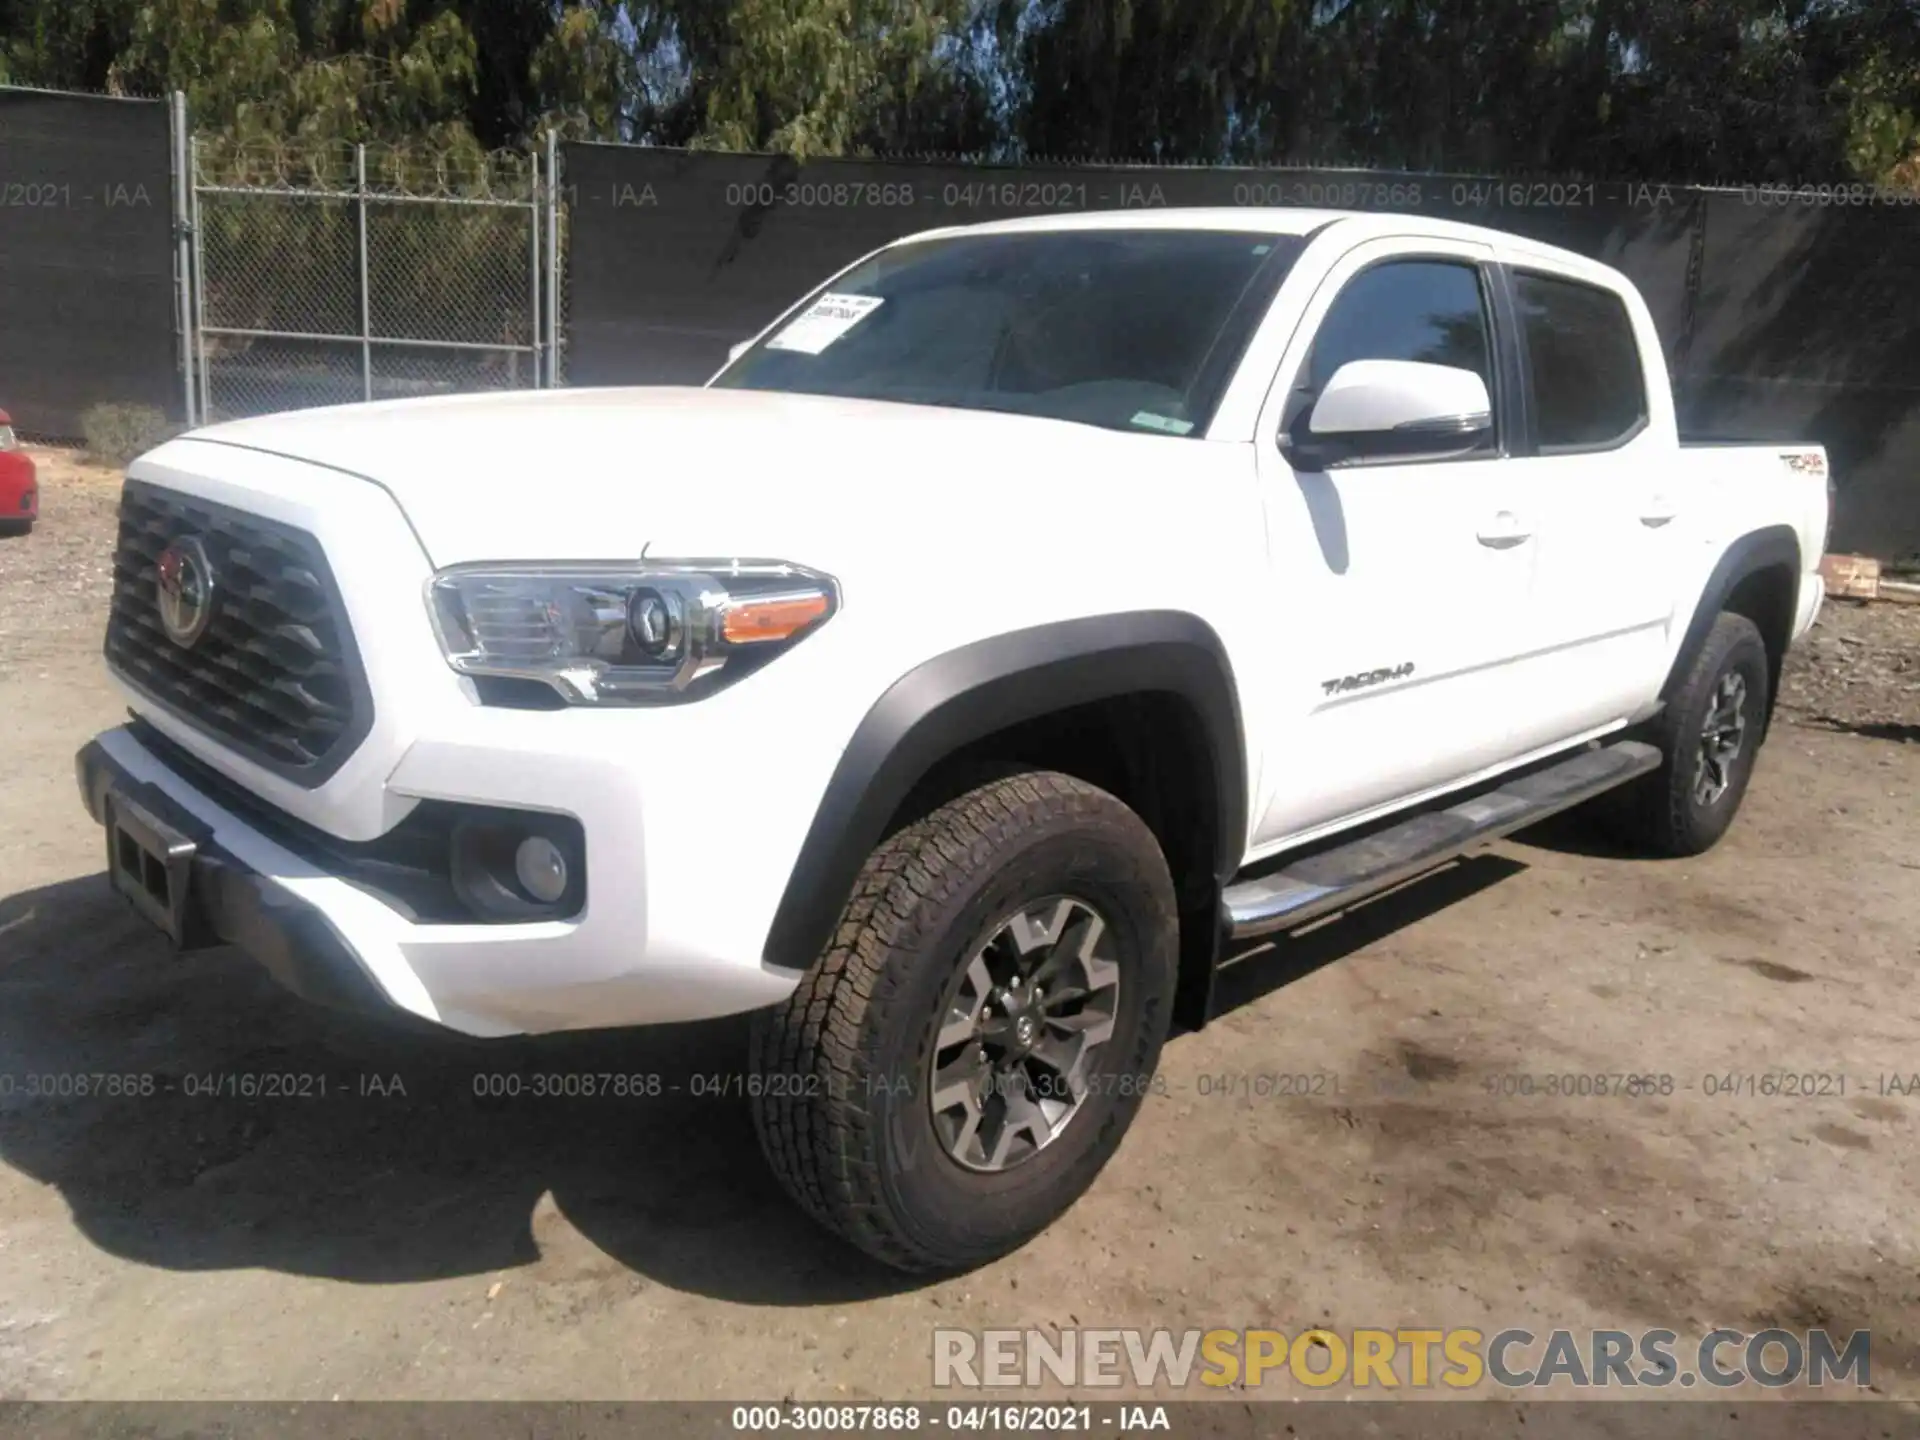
427 559 839 705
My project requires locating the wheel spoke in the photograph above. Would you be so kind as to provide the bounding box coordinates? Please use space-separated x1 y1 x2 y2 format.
1046 1005 1116 1046
931 1050 990 1113
1026 1032 1089 1102
931 1052 993 1163
1006 898 1077 956
1080 951 1120 1001
935 1013 979 1052
984 1084 1053 1169
935 953 995 1052
1030 911 1104 989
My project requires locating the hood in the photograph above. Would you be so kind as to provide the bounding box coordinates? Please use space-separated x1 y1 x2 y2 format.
185 386 1175 571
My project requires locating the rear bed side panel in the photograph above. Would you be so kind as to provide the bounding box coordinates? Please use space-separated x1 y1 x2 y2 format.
1654 445 1829 709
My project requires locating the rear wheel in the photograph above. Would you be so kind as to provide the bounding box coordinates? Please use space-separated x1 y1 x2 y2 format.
1600 611 1770 857
749 771 1178 1273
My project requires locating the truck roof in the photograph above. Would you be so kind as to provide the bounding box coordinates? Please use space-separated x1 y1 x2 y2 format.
896 206 1607 277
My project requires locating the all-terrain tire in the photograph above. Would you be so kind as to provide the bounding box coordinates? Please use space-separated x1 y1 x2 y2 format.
749 771 1178 1273
1600 611 1771 857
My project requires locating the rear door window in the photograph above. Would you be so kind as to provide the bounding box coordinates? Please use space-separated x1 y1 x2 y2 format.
1512 271 1648 451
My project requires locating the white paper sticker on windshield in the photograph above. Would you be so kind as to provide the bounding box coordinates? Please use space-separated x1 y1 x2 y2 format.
765 293 884 355
1130 411 1195 436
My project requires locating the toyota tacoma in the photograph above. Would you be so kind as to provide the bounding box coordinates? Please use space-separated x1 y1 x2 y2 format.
77 209 1830 1272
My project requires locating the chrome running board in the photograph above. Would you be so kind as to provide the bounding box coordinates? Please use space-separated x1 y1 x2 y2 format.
1222 741 1662 942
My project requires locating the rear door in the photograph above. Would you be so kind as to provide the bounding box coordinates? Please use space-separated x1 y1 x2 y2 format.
1496 264 1679 752
1249 239 1537 846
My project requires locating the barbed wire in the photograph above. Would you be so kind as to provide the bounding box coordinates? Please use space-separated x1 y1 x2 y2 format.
193 137 540 202
590 140 1920 197
0 78 167 103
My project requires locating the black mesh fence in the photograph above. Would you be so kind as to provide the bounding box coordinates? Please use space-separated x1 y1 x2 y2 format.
564 146 1920 561
0 88 178 438
1677 193 1920 559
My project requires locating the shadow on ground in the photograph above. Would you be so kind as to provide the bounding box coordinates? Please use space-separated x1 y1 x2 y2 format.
1792 716 1920 745
0 874 914 1306
0 853 1544 1306
1208 853 1528 1017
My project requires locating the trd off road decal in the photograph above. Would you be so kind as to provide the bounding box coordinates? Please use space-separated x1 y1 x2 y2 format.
1321 662 1416 696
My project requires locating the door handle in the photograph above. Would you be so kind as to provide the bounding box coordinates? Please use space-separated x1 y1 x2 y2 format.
1640 495 1677 528
1476 511 1531 549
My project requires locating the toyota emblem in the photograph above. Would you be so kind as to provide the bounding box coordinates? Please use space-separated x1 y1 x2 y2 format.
156 535 216 648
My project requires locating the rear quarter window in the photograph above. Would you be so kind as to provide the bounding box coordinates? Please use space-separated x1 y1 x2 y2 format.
1512 271 1648 451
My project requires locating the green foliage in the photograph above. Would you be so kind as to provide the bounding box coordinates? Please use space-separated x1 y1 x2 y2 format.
1844 53 1920 186
1 0 1918 185
690 0 979 156
81 403 181 466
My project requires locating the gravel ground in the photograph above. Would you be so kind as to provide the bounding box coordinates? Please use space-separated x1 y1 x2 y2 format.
1778 592 1920 740
0 450 120 667
0 448 1916 1409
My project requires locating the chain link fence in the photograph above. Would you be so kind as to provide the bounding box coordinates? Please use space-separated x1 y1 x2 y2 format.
190 138 558 421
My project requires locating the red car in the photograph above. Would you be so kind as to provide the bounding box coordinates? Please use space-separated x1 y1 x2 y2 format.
0 410 37 535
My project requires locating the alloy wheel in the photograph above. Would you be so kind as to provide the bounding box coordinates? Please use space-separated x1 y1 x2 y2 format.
1694 670 1749 807
928 895 1121 1173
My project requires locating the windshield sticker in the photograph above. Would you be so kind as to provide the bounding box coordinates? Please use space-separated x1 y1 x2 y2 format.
1130 411 1195 436
765 293 885 355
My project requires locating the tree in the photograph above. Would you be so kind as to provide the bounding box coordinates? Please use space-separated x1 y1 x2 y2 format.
2 0 1918 184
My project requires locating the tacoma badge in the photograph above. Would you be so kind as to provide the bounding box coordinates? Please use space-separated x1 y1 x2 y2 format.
1322 662 1415 696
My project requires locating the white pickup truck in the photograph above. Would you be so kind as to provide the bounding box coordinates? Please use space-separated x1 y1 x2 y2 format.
79 208 1829 1273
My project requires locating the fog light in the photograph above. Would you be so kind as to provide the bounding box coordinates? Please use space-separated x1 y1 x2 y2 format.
514 835 569 904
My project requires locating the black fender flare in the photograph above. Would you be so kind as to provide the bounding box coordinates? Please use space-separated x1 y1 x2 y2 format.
760 611 1247 971
1663 524 1802 709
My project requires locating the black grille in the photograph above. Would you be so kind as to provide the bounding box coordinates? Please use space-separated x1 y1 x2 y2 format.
105 480 370 784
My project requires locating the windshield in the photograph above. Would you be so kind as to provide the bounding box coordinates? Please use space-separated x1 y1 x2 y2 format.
711 229 1304 437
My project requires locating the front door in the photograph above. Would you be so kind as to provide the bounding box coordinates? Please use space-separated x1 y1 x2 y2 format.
1250 241 1538 848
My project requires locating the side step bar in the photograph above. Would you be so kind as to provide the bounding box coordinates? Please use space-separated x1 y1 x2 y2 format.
1222 741 1662 942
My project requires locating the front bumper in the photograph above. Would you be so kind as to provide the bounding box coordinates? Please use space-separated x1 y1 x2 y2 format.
79 736 395 1018
76 723 803 1038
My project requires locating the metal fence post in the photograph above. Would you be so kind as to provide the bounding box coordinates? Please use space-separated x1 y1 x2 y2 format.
546 130 561 387
188 134 210 422
529 146 544 390
170 91 196 428
357 143 373 403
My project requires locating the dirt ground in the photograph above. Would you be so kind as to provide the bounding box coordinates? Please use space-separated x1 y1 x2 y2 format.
0 448 1916 1405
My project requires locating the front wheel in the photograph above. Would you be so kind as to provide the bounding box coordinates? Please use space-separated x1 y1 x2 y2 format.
1601 611 1771 857
749 772 1178 1273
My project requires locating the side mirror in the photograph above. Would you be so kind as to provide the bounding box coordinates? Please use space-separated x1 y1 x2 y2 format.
1284 359 1492 470
727 340 753 364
